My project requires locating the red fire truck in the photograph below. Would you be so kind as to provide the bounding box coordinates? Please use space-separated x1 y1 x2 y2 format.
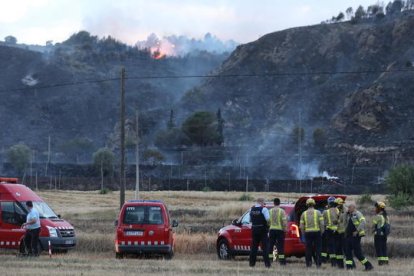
216 194 346 260
115 200 178 259
0 178 76 253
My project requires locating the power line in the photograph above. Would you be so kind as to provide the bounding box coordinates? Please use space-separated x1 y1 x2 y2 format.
1 67 414 93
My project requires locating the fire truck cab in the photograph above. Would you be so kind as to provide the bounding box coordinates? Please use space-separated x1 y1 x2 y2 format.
0 178 76 253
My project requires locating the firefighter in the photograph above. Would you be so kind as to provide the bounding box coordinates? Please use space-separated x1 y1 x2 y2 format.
249 198 271 268
373 201 389 265
268 198 287 265
344 203 373 271
322 196 339 267
335 197 346 268
300 198 324 268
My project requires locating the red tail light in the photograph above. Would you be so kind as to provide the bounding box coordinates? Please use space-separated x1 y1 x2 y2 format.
290 224 300 238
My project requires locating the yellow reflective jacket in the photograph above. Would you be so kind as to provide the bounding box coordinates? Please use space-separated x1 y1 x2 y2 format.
269 206 287 231
323 207 339 231
345 210 366 237
372 212 389 235
300 208 324 233
337 206 347 234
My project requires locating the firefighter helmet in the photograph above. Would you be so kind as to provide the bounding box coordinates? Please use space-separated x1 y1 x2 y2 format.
327 196 336 204
335 198 344 205
375 201 386 209
306 198 316 206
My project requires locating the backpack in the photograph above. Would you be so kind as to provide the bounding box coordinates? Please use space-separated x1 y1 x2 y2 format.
382 222 391 236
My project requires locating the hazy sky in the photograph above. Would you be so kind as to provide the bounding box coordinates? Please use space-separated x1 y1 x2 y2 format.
0 0 377 45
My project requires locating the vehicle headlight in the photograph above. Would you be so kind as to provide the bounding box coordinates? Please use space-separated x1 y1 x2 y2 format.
47 226 58 238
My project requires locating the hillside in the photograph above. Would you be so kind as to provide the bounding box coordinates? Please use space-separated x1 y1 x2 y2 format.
0 32 229 162
179 11 414 180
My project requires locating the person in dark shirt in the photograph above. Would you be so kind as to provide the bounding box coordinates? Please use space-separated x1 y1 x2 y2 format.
344 203 373 271
248 198 270 268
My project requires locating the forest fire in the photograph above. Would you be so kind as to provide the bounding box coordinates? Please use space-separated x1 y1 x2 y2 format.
151 40 176 59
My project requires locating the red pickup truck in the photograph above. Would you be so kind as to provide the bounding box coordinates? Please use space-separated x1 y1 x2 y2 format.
216 194 346 260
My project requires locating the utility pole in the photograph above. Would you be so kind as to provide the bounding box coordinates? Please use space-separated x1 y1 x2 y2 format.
119 67 126 209
298 111 302 193
135 110 140 199
45 136 51 176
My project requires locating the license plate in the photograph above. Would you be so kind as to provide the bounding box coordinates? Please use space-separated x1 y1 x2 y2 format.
65 240 74 245
125 231 143 236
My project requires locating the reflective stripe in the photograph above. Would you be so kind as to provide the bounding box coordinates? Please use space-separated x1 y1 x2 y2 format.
279 255 285 259
329 254 337 258
345 260 353 265
304 210 320 231
270 208 283 230
379 256 389 261
321 252 328 257
336 255 344 260
361 258 368 265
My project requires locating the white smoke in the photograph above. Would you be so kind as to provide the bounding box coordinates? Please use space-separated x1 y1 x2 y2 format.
21 74 38 86
295 161 338 180
136 33 238 57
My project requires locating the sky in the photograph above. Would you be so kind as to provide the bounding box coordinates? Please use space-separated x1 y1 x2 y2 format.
0 0 378 45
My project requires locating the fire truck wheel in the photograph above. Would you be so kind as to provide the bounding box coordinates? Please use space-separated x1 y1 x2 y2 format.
115 252 125 259
217 239 233 260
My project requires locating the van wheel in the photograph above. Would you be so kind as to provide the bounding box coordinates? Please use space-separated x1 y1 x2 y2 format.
19 241 43 256
165 249 174 260
217 239 233 260
115 252 124 259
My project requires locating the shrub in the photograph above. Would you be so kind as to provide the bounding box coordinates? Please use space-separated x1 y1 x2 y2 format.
99 188 111 195
202 186 212 192
388 192 414 210
239 193 253 202
358 193 373 205
386 165 414 197
7 143 31 175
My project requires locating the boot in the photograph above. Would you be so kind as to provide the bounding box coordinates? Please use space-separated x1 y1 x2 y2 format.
337 259 344 269
378 260 384 266
364 261 374 271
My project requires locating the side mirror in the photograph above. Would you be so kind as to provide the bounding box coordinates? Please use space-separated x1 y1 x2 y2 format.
232 219 240 226
114 220 118 226
58 214 61 219
172 220 178 227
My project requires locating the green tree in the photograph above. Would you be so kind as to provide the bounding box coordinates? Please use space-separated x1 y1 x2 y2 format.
313 128 327 149
143 149 165 165
60 137 94 163
93 148 115 176
291 127 305 146
182 111 219 146
7 144 31 175
336 12 345 22
354 5 367 21
4 35 17 44
155 128 192 149
346 7 354 19
386 165 414 196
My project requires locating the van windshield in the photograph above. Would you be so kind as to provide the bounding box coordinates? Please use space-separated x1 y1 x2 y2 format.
123 205 164 225
23 201 58 219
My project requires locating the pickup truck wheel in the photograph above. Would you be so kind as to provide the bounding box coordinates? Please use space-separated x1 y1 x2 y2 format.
115 252 124 259
217 239 233 260
164 249 174 260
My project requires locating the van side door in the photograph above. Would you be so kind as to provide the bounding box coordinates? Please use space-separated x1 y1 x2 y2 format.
0 201 27 249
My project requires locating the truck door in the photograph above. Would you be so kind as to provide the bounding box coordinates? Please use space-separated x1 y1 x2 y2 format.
232 211 252 252
0 201 27 249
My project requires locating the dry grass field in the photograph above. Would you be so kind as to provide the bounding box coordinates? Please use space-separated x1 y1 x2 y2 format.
1 190 413 275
